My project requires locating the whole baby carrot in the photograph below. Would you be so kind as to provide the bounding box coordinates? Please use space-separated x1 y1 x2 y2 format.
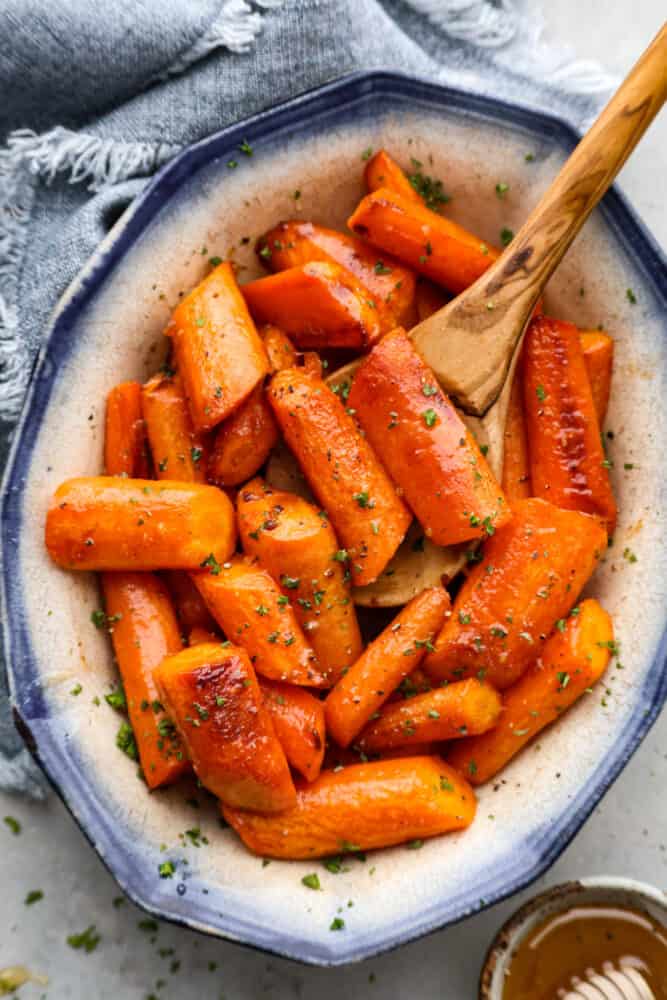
364 150 423 204
325 586 450 748
104 381 151 478
45 477 236 571
237 477 362 684
348 327 511 547
222 755 476 859
423 498 608 690
447 599 613 784
154 642 296 812
260 678 326 782
268 368 412 586
141 372 208 482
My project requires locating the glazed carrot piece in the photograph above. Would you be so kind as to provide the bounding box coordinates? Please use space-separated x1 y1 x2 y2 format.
102 573 188 788
237 478 363 684
358 678 502 752
423 498 608 690
142 372 208 482
154 642 296 812
348 187 500 295
268 368 411 586
257 221 417 332
45 477 236 571
192 556 327 687
501 355 532 502
242 261 381 350
448 599 613 785
188 626 220 645
167 260 269 432
260 678 326 782
348 328 511 546
523 316 617 534
163 570 217 633
104 381 151 478
222 756 476 859
580 329 614 424
325 586 450 748
207 325 301 488
364 149 422 204
415 280 449 321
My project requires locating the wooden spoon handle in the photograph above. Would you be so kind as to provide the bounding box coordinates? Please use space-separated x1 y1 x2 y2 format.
413 22 667 416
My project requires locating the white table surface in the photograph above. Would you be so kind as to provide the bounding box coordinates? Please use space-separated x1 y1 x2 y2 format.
2 4 665 997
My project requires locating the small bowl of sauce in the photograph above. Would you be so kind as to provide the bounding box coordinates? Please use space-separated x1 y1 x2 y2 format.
480 878 667 1000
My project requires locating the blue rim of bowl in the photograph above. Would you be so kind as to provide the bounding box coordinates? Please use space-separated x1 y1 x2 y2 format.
1 70 666 966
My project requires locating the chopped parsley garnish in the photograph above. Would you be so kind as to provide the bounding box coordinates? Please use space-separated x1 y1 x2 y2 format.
353 491 372 508
105 687 126 711
209 256 222 267
361 147 373 161
332 549 348 562
301 873 321 890
67 925 101 953
330 917 345 931
422 408 437 428
407 159 450 212
421 383 437 397
116 722 138 761
500 227 514 246
25 890 44 905
200 553 222 575
239 140 253 156
190 447 202 464
281 575 300 590
374 261 392 275
4 816 21 835
536 384 547 402
495 182 509 198
406 839 423 850
440 777 454 792
626 288 637 304
556 671 570 691
159 861 175 879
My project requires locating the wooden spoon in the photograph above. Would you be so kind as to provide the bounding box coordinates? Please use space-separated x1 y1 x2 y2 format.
270 25 667 606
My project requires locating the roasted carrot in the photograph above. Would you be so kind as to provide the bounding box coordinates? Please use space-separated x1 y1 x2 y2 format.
188 626 220 645
154 642 296 812
163 570 217 633
268 368 411 586
192 556 327 687
415 280 449 321
348 328 511 546
104 381 151 478
580 329 614 424
523 316 617 534
141 372 208 482
364 149 423 204
260 678 326 782
256 221 417 333
358 678 502 752
102 573 188 788
167 260 269 432
448 599 613 784
325 586 450 748
423 498 608 690
222 755 475 858
348 187 500 295
242 261 381 350
45 477 236 572
237 478 362 684
501 354 532 502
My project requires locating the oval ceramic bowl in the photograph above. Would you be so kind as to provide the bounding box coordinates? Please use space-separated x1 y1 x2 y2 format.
479 877 667 997
1 72 666 967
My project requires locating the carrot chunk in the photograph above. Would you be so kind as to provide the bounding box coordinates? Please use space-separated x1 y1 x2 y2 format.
192 556 327 688
142 372 208 482
256 221 416 333
167 260 269 432
45 477 236 572
222 755 475 858
237 478 362 684
580 329 614 424
447 599 613 784
242 261 381 351
358 678 501 752
268 368 411 586
523 316 616 534
155 642 296 812
364 149 423 204
104 381 151 478
348 187 499 295
423 498 608 690
260 678 326 782
102 573 188 788
348 328 510 546
325 586 450 748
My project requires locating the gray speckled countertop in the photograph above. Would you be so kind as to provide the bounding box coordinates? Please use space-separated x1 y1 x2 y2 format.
1 3 666 997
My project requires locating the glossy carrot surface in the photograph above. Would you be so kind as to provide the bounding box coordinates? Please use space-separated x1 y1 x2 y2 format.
325 586 450 748
155 642 295 812
168 260 269 432
424 498 608 690
580 329 614 424
523 316 616 534
349 327 510 546
104 381 151 478
142 372 208 482
268 368 411 586
222 755 476 858
364 150 423 203
260 678 326 782
163 569 217 633
45 477 236 571
448 599 613 784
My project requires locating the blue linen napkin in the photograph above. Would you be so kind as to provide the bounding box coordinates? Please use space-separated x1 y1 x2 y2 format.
0 0 616 796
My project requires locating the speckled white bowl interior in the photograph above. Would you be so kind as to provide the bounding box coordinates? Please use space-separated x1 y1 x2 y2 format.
5 77 667 964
